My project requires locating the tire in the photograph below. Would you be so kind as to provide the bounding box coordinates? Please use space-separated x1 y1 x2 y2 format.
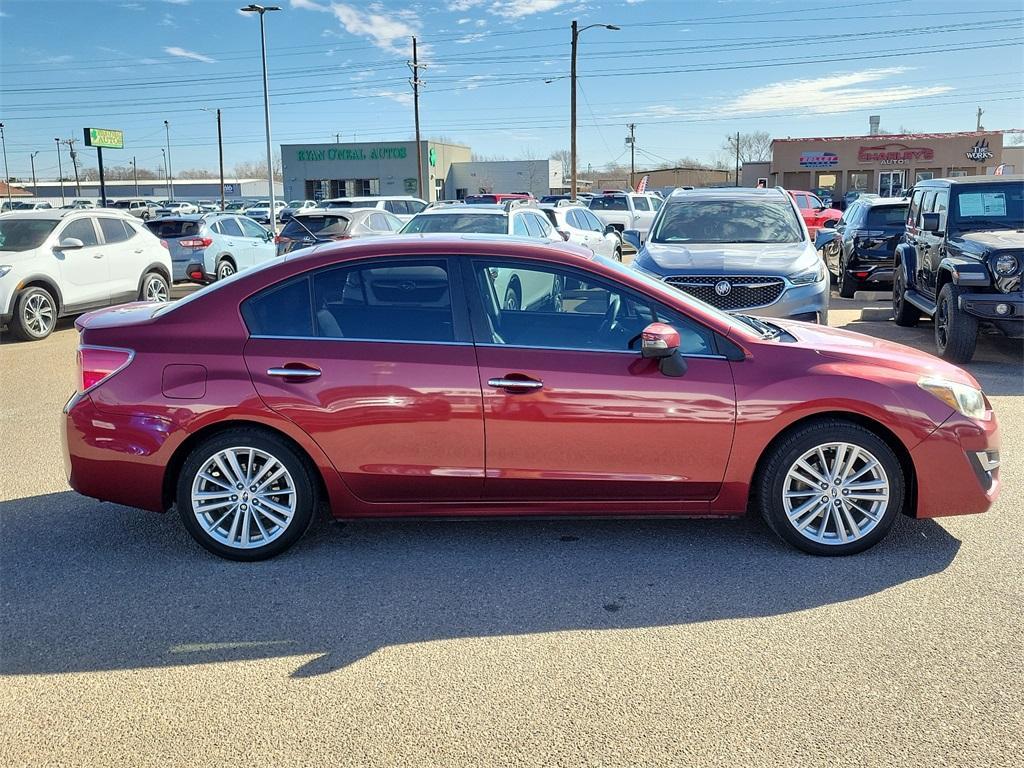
892 266 920 327
139 271 170 303
757 420 905 556
176 429 317 561
216 258 236 281
613 246 622 262
504 282 522 311
10 286 57 341
837 254 859 299
935 282 978 363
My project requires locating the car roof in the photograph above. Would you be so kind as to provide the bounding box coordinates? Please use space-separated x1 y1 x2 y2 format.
414 205 507 215
292 206 377 217
668 187 790 201
0 208 133 220
322 195 424 202
916 174 1024 186
859 196 909 207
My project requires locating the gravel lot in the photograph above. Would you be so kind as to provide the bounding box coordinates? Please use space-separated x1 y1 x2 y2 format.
1 289 1021 768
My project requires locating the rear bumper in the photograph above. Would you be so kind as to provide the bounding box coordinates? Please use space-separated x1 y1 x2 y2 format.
911 411 1001 518
847 260 895 285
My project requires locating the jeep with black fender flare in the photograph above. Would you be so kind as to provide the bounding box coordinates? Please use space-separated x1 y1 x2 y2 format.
892 175 1023 362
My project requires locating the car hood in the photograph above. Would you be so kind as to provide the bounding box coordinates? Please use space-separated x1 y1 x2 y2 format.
767 318 980 387
955 229 1024 250
643 240 813 275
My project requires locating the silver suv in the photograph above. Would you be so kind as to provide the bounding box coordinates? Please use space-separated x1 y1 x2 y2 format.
631 187 829 324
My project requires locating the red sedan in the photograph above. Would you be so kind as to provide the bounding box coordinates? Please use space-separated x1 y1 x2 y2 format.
62 236 1000 560
788 190 843 240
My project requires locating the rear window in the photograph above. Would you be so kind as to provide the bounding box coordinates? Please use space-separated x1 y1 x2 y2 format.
282 215 351 238
147 219 201 238
464 195 497 205
325 200 355 209
402 212 508 234
112 201 132 209
865 205 909 227
590 196 628 211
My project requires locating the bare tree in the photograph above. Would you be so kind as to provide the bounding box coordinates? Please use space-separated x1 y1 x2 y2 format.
721 131 772 164
1008 133 1024 146
178 168 218 179
550 149 571 179
233 154 282 181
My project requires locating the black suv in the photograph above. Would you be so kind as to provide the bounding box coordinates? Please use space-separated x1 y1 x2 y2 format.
892 175 1023 362
826 196 909 298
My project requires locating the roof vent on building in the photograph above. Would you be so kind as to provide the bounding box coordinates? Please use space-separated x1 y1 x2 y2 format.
869 115 880 136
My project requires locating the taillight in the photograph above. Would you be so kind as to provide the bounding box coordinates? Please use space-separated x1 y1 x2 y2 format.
189 268 205 280
77 346 133 393
557 229 571 241
179 236 214 248
274 235 288 244
159 239 169 249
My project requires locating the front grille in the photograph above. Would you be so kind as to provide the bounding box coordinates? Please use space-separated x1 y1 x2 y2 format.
663 275 785 311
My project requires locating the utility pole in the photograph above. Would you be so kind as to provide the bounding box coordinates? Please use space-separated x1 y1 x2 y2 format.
409 36 424 200
976 106 984 131
161 148 169 197
54 138 65 205
64 138 81 196
217 109 225 210
30 151 39 196
335 132 341 143
0 123 10 208
131 156 139 196
163 120 173 200
627 123 636 190
570 20 619 200
734 130 740 187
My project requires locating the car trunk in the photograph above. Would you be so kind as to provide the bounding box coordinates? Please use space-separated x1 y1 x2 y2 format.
146 219 208 264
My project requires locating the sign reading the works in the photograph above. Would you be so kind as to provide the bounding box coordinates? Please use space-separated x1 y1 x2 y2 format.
295 146 408 162
799 151 839 168
857 143 934 165
965 139 994 162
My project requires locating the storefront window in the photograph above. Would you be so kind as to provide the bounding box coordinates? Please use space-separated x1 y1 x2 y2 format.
849 172 869 192
948 169 970 177
916 171 934 183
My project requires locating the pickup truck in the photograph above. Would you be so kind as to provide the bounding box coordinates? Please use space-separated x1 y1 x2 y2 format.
892 175 1023 362
588 192 662 240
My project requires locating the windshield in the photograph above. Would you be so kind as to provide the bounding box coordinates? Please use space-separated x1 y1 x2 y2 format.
287 200 304 207
651 199 803 243
951 184 1024 231
0 218 60 251
112 201 132 209
401 213 508 234
281 215 350 238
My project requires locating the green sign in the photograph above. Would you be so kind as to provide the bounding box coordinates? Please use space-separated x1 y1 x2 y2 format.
428 147 437 167
295 145 407 162
403 177 418 193
84 128 124 149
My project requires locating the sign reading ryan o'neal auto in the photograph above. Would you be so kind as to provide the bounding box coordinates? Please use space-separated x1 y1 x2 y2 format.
295 146 408 162
83 128 124 149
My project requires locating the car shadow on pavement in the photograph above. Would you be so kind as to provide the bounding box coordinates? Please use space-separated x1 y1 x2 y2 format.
0 492 961 679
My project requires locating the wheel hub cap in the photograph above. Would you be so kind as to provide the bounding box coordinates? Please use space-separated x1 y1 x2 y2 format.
782 442 889 545
24 294 54 334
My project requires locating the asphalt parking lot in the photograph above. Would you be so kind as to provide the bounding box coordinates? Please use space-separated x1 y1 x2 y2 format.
1 289 1022 767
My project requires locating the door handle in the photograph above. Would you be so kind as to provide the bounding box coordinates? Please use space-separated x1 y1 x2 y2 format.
488 377 543 391
267 366 321 379
134 248 144 254
92 253 104 259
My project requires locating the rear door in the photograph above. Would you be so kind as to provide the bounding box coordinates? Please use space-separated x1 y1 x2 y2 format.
242 257 485 503
97 216 144 300
465 257 736 503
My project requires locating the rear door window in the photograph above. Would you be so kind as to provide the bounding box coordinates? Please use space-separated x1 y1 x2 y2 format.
631 196 650 211
512 214 531 237
240 218 268 239
219 218 244 237
98 217 132 243
407 200 426 214
241 277 315 337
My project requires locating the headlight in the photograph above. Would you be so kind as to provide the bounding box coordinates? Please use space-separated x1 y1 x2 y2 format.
0 265 13 278
918 376 990 421
790 261 826 285
993 253 1019 276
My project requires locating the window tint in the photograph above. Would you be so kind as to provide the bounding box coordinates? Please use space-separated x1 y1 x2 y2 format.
908 189 924 226
368 213 391 231
406 200 426 214
464 195 498 205
219 218 244 237
98 217 131 244
383 200 398 214
808 195 824 208
590 196 628 211
526 213 550 237
565 209 582 229
312 260 454 342
60 218 99 246
512 214 530 237
242 277 315 337
472 260 713 354
933 191 949 230
919 191 937 226
632 196 650 211
403 213 508 234
865 205 909 227
281 215 350 239
651 197 663 210
240 218 268 239
583 209 605 231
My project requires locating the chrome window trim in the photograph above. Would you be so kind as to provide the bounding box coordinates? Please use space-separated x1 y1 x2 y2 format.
474 342 726 359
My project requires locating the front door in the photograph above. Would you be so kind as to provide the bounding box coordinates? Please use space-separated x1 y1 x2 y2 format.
52 216 110 309
465 258 736 503
878 170 905 197
242 257 484 503
238 216 272 269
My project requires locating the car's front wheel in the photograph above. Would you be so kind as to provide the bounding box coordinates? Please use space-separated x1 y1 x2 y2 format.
757 420 904 556
935 283 979 363
177 429 317 561
10 286 57 341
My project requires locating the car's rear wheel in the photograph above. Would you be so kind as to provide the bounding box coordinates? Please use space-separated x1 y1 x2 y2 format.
10 286 57 341
177 429 316 561
140 272 169 303
216 258 236 281
613 245 622 262
757 420 904 556
935 283 978 363
504 282 522 311
837 255 859 299
892 267 920 327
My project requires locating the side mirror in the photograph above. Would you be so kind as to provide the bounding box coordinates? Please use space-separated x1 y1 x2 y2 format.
921 212 941 233
603 223 617 236
56 238 85 250
621 228 642 251
640 322 687 377
814 228 837 251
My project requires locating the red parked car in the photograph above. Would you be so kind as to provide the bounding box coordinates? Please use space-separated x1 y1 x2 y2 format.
788 190 843 240
62 237 1000 560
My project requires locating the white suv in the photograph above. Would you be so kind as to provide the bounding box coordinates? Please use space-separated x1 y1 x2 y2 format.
0 209 172 341
588 192 663 241
322 196 427 223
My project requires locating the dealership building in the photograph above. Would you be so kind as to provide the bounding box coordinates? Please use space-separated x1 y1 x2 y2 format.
742 130 1020 198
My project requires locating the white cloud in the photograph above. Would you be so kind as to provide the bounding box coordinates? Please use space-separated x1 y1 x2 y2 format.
456 33 487 44
159 12 175 26
292 1 420 55
448 0 486 10
290 0 328 10
164 46 218 63
722 68 951 116
456 17 472 24
362 89 413 107
162 0 191 4
42 54 73 64
462 74 496 90
492 0 573 18
119 2 143 10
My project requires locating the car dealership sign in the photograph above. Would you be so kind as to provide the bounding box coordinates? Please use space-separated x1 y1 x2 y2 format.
857 143 934 165
799 151 839 168
294 145 408 162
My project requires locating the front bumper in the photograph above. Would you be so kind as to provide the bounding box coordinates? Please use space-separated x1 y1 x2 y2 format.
959 290 1024 332
910 410 1001 518
744 280 830 325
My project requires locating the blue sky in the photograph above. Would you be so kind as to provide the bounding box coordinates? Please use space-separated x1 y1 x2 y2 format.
0 0 1021 180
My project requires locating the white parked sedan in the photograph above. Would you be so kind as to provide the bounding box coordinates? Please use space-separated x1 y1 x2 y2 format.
540 203 622 261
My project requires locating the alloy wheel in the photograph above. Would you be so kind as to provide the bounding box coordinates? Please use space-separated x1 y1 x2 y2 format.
936 294 949 348
144 276 169 302
23 292 55 336
190 446 297 550
218 262 235 280
781 442 890 546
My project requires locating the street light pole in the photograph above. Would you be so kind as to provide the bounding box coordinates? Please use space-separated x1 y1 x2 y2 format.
201 107 226 210
0 123 11 208
30 151 39 196
163 120 173 200
131 156 139 196
161 148 169 197
54 138 65 205
570 20 618 200
241 4 282 236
